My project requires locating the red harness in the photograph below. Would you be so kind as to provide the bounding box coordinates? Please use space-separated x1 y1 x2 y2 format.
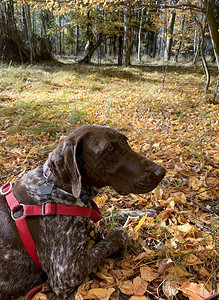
0 182 102 271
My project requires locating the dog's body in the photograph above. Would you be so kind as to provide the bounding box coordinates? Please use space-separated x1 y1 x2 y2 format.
0 125 165 299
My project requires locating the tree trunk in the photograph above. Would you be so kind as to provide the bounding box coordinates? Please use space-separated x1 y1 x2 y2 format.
104 35 107 56
0 0 52 62
164 9 176 61
109 37 112 56
190 8 210 93
202 0 219 99
113 35 117 58
175 15 185 62
23 1 35 63
193 35 200 66
75 25 79 56
79 33 102 64
40 11 52 56
0 0 28 62
213 78 219 103
122 4 132 67
80 11 93 64
59 16 62 55
118 34 123 65
202 0 219 69
200 26 210 93
193 24 200 65
137 8 144 61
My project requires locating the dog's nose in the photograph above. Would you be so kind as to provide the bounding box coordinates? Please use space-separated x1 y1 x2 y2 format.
154 166 166 179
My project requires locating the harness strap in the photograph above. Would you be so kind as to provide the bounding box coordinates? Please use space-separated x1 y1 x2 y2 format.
23 201 102 223
1 182 43 270
0 182 102 271
203 292 219 300
25 283 44 300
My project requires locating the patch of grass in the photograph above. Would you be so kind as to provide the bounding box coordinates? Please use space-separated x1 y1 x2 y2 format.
1 95 86 137
0 62 218 144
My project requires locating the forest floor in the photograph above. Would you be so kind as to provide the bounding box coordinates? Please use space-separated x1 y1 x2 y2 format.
0 61 218 300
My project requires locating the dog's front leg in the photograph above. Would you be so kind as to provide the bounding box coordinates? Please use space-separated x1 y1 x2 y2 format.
50 228 128 299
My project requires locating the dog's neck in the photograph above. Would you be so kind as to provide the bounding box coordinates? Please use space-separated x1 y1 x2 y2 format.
42 163 97 200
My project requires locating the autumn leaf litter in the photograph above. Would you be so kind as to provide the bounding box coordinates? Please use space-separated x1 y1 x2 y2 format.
0 63 218 300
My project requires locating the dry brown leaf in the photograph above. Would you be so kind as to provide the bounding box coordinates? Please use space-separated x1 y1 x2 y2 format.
93 193 109 207
96 272 115 284
130 296 148 300
140 265 159 282
119 280 134 295
119 277 148 296
168 266 191 283
178 214 189 225
188 178 202 191
180 282 211 300
198 266 211 277
132 276 148 296
32 292 48 300
134 249 156 262
158 258 173 273
82 287 115 300
184 254 202 265
74 292 84 300
177 223 194 233
166 192 187 204
162 280 179 299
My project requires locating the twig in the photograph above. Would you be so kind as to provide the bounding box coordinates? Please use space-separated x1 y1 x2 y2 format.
99 209 158 229
212 248 217 294
195 185 219 196
188 198 214 213
185 185 219 215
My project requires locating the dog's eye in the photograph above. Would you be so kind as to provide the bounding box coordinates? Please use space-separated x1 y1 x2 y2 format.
106 144 114 152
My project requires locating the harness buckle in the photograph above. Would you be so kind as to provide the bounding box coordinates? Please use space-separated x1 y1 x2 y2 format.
0 182 12 195
11 204 25 220
42 201 57 216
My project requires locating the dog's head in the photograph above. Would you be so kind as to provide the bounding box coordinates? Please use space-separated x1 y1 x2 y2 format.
46 125 166 198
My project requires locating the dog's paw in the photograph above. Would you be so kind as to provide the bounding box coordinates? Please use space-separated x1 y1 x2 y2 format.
106 228 128 248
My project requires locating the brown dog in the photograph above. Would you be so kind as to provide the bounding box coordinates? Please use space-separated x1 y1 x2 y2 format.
0 125 165 299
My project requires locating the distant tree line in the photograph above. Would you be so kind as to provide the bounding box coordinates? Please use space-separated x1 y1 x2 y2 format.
0 0 218 98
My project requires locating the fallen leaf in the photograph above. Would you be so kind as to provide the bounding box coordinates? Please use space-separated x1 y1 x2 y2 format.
32 292 48 300
74 292 84 300
168 266 191 283
132 276 148 296
82 287 115 300
134 249 156 262
119 280 134 295
93 193 109 207
130 296 148 300
134 216 146 231
96 272 115 284
184 254 202 265
180 282 211 300
177 223 194 233
140 265 159 282
189 178 202 191
163 280 179 299
158 258 173 273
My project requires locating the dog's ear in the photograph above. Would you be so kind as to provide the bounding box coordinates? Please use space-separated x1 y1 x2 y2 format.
47 137 82 198
47 144 67 184
62 139 82 198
